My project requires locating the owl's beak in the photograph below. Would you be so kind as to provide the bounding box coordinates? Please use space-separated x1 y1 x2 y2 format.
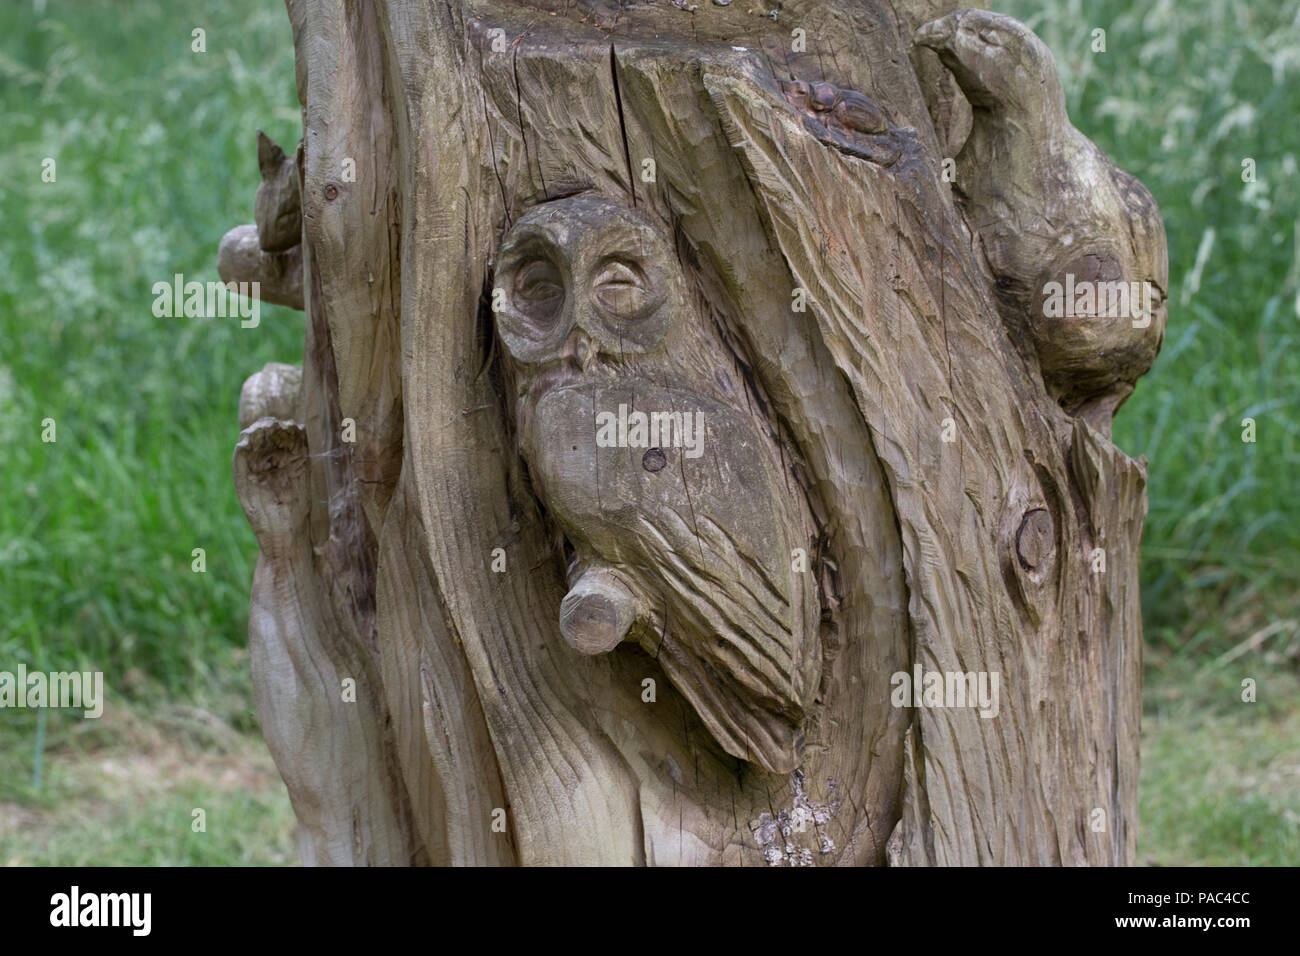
565 328 596 372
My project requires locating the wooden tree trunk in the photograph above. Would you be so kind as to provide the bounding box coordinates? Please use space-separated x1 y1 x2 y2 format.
222 0 1165 866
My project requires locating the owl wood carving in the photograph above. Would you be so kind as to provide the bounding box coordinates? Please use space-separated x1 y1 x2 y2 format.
493 195 822 774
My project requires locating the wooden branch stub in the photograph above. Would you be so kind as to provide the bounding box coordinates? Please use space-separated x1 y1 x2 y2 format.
558 566 639 655
238 362 302 430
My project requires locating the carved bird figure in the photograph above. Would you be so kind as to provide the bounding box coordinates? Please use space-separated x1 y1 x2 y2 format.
916 9 1168 430
493 194 821 773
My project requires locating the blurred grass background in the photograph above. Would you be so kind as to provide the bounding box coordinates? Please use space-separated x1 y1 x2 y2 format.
1 0 1297 864
0 0 304 864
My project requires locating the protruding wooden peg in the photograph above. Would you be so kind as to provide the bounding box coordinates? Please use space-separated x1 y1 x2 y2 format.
559 566 638 655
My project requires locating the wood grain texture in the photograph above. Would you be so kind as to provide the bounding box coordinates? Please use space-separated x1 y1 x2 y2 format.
228 0 1159 866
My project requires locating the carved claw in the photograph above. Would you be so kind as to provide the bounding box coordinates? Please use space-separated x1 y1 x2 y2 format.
218 223 304 310
558 565 640 655
829 88 888 135
233 418 310 555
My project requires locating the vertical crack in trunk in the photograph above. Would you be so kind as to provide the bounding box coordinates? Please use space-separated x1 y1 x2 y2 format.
511 43 545 199
609 44 637 208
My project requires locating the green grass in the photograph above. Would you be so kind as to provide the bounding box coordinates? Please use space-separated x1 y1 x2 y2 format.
0 0 303 865
0 699 296 865
0 0 1296 865
0 0 302 693
1139 663 1300 865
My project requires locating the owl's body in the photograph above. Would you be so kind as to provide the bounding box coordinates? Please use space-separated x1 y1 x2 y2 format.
494 195 820 773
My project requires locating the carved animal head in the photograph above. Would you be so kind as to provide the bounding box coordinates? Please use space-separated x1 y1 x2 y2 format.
494 196 687 391
915 9 1064 118
254 131 302 253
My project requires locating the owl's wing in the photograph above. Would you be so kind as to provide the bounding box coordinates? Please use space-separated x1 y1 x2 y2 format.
527 380 821 773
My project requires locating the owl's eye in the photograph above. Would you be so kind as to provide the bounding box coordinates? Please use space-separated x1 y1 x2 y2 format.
512 257 565 328
592 258 658 319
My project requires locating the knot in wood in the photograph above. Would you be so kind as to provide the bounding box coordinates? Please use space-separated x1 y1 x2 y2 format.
1016 508 1054 572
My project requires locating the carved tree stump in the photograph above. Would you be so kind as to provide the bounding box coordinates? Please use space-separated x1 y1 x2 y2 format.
221 0 1165 866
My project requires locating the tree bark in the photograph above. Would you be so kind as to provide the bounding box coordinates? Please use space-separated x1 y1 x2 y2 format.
223 0 1165 866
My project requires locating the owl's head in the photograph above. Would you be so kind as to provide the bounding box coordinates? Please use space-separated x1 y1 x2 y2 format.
493 195 686 392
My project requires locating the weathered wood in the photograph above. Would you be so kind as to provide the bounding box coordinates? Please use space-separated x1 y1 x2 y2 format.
227 0 1162 866
217 223 303 310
